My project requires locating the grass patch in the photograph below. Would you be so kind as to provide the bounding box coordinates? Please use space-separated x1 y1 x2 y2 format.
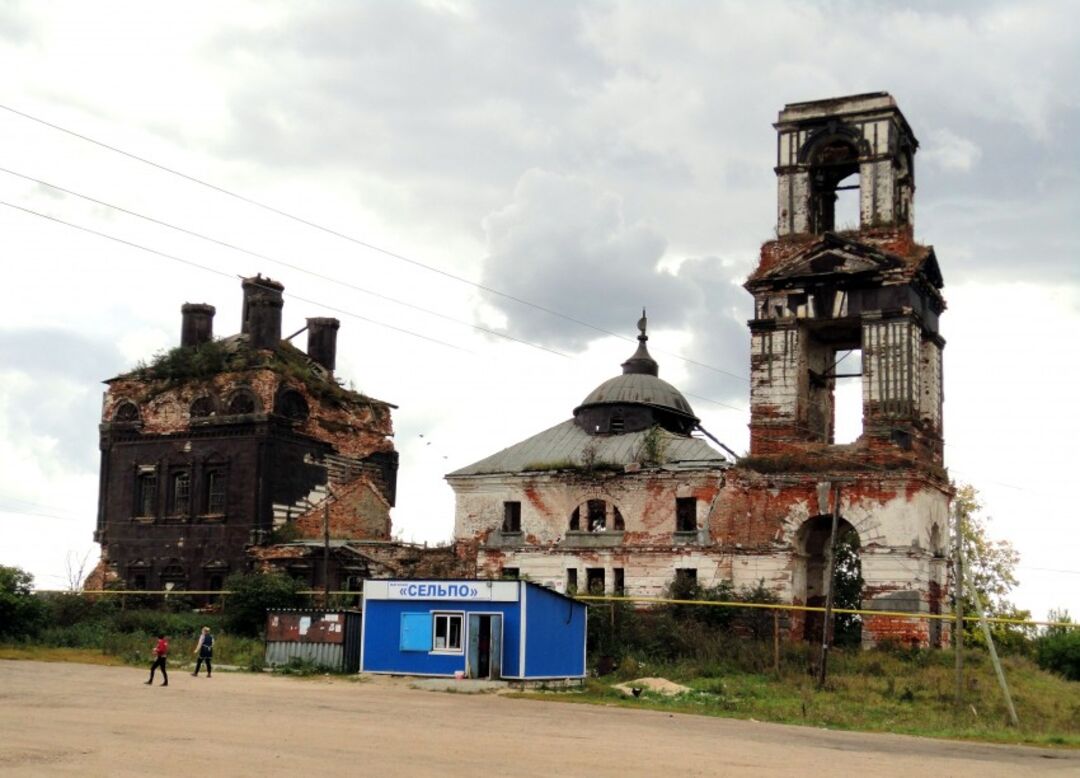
0 645 128 666
513 647 1080 748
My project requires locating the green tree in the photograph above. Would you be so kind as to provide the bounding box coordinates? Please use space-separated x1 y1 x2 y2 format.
952 483 1033 650
0 565 45 639
222 571 305 637
1035 610 1080 681
831 528 864 647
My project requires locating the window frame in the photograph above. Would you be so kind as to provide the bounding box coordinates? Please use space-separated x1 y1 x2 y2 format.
170 469 192 517
204 467 227 516
431 611 465 654
134 467 158 518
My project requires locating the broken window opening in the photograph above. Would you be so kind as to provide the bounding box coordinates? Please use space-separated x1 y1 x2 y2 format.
833 172 860 232
808 138 861 233
276 389 309 422
675 497 697 532
674 568 698 590
587 499 606 531
114 401 139 423
226 390 257 415
832 348 863 445
190 396 215 419
566 568 578 594
500 567 520 580
569 499 625 532
586 568 605 595
502 501 521 533
609 413 625 434
613 568 625 596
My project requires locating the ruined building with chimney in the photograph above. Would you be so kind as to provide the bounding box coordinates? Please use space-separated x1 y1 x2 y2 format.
93 276 419 594
448 93 950 646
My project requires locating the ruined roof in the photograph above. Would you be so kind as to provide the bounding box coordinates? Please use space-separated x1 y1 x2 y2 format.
446 419 726 477
108 337 395 409
747 231 942 291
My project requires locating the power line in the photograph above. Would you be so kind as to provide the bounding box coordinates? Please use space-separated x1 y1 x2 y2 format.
0 166 568 359
0 198 750 415
0 102 748 384
0 199 472 354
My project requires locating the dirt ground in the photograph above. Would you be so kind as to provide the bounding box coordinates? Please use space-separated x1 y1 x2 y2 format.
0 661 1076 777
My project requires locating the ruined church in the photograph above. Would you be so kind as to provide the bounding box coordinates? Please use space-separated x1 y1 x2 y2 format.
448 92 950 645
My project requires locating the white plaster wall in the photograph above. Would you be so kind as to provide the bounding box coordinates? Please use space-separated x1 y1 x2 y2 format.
750 326 800 422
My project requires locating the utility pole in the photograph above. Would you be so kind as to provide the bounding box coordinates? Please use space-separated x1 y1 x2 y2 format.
953 503 965 711
971 582 1020 727
818 483 840 689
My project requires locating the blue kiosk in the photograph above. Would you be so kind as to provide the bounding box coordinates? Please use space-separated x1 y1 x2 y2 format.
360 579 587 680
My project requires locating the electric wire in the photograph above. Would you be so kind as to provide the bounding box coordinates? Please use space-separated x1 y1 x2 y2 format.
0 166 568 359
0 102 748 383
0 199 471 354
0 198 750 414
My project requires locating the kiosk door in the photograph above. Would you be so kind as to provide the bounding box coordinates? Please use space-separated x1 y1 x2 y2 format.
467 614 503 679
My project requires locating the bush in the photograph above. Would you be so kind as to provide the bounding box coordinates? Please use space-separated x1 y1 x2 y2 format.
0 566 46 639
222 572 305 637
1036 630 1080 681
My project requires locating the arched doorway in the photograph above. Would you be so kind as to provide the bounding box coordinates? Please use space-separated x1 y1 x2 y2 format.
797 515 863 646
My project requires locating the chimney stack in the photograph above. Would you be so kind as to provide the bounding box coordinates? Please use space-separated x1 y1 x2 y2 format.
180 303 215 348
241 275 284 350
306 317 340 374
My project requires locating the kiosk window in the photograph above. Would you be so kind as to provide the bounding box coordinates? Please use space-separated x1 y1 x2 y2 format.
432 612 463 652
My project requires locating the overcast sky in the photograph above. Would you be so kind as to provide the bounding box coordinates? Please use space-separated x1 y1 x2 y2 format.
1 1 1077 619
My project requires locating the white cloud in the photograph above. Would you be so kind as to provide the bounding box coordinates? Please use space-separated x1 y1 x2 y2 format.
923 128 983 172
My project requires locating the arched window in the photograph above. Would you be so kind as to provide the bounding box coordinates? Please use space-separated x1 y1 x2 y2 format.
190 395 216 418
569 499 625 532
800 130 866 233
114 401 140 423
275 389 309 422
226 389 258 415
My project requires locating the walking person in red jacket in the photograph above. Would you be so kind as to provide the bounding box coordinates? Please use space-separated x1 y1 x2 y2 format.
145 634 169 686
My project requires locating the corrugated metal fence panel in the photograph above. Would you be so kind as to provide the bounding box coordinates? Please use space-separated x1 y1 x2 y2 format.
266 611 349 644
342 612 362 673
265 641 344 670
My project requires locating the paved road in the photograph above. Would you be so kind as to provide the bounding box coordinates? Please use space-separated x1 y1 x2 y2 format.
0 661 1076 776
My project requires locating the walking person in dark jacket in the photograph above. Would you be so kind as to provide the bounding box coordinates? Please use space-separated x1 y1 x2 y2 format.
192 626 214 677
145 634 169 686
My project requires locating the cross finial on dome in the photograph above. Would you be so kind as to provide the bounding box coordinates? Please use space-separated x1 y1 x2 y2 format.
622 309 658 377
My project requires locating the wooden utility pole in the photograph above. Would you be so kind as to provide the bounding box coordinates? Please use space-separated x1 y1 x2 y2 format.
817 483 840 689
972 585 1020 727
953 505 965 710
773 610 781 675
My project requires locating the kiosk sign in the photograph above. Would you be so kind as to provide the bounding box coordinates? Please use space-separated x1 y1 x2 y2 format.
365 579 519 603
387 582 489 601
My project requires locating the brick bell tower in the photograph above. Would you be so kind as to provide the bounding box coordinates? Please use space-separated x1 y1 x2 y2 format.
738 93 950 646
746 92 945 466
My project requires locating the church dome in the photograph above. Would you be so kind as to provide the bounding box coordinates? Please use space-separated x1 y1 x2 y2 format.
577 373 696 418
573 313 699 435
